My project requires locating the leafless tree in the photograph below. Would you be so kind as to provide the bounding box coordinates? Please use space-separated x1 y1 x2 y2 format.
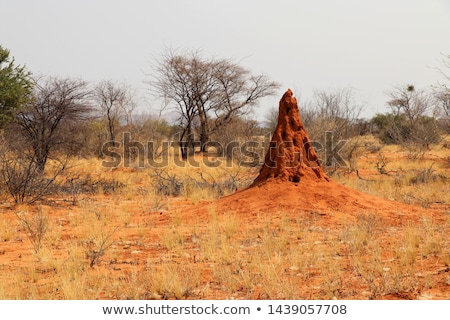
387 84 433 123
14 76 92 172
0 148 66 204
150 52 199 159
150 49 279 159
433 54 450 127
264 106 279 133
436 54 450 83
434 89 450 121
307 88 364 140
94 80 132 145
263 87 365 149
209 59 279 146
121 86 139 128
386 84 440 155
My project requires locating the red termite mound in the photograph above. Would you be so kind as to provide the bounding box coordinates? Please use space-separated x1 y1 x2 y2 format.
250 88 329 187
214 89 425 220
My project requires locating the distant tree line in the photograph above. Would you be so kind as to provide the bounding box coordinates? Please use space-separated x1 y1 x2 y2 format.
265 83 449 149
0 44 449 202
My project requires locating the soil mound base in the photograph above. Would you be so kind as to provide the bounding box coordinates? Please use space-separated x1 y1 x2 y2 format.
218 179 426 223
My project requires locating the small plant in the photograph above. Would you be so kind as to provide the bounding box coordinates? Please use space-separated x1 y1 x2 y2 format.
148 263 201 299
0 218 15 242
160 227 184 250
341 136 382 173
375 151 390 175
408 164 436 185
16 207 49 254
342 212 382 254
421 217 443 257
149 168 183 196
86 226 119 268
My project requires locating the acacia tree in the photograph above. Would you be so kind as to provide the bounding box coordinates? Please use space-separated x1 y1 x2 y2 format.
151 50 279 159
15 76 92 172
0 45 33 128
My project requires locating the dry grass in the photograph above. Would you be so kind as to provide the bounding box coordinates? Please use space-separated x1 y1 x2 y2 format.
335 143 450 208
0 139 449 299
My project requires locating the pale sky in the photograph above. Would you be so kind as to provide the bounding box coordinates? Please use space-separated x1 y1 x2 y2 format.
1 0 450 121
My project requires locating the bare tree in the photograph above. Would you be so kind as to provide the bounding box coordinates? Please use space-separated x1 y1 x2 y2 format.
14 76 92 172
209 60 278 146
94 80 129 145
120 86 139 128
436 54 450 83
387 84 433 123
264 106 279 133
151 52 201 159
433 54 450 127
434 89 450 121
386 84 440 154
150 49 279 159
0 77 91 203
297 87 364 144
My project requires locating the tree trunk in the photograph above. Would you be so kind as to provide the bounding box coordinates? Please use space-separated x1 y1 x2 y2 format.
197 106 209 152
34 139 48 173
179 125 195 160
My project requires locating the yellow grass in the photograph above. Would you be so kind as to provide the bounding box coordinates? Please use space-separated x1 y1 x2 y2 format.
0 138 449 299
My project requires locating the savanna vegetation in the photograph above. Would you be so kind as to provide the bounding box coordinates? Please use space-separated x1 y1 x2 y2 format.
0 45 449 299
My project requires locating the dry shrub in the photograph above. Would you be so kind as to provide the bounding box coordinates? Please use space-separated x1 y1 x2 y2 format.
0 155 66 204
340 135 382 172
149 166 253 199
375 151 391 175
407 165 448 185
83 225 119 268
149 168 184 196
15 207 49 253
341 212 382 254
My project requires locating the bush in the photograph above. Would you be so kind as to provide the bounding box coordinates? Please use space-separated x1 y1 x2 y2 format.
149 169 184 196
0 154 65 204
371 113 441 158
16 207 48 253
339 135 382 172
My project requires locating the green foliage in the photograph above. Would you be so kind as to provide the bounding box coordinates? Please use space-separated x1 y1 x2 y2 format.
371 113 408 144
371 112 441 146
0 45 33 128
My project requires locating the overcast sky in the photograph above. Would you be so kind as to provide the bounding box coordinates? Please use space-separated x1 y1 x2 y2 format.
1 0 449 121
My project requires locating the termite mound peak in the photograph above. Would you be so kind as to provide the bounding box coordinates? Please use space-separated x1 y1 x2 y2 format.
249 88 328 188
